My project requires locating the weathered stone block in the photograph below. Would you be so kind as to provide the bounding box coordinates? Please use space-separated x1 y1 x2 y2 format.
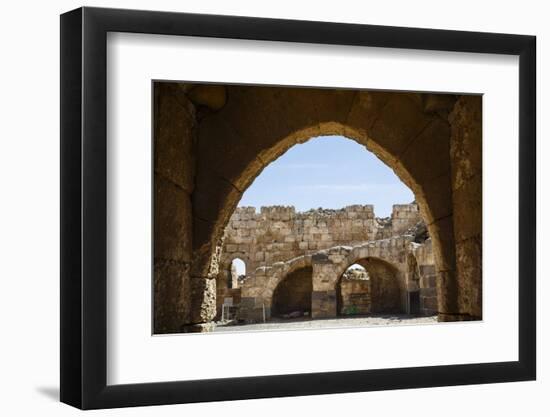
421 173 453 224
428 216 456 273
399 118 451 185
449 95 482 191
154 259 190 334
154 84 195 193
154 175 192 262
367 94 432 156
456 236 482 318
312 253 330 264
453 174 482 243
189 277 216 324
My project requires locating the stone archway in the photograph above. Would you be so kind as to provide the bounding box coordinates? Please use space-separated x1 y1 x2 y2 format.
191 87 458 322
238 254 313 322
336 262 371 316
336 257 402 316
153 83 482 332
406 253 421 315
331 241 407 316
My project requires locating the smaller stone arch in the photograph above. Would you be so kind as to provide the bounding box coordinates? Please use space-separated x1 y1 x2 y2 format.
328 239 410 316
237 255 313 322
257 254 313 299
332 238 411 287
215 254 250 320
337 263 371 316
218 254 250 289
307 240 409 319
336 256 403 315
229 258 247 289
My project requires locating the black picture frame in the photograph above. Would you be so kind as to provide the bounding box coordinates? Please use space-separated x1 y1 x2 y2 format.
60 6 536 410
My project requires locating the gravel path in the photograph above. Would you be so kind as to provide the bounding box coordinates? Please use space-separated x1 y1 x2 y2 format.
213 314 438 333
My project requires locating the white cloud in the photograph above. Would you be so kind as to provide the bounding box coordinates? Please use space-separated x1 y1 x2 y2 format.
280 163 330 169
289 183 403 192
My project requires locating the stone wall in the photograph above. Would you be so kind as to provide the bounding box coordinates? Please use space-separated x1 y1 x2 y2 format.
233 234 436 323
407 240 438 315
215 203 442 322
338 278 371 315
220 204 421 278
391 204 424 235
216 204 423 321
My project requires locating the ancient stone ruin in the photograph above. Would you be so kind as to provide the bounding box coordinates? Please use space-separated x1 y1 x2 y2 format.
153 82 482 333
216 204 438 323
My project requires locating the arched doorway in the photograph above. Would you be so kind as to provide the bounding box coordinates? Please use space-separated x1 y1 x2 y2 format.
337 258 402 316
337 263 371 316
271 266 313 319
407 253 421 315
229 258 246 289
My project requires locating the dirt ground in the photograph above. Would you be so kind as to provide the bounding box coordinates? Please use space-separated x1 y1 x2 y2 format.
212 314 438 333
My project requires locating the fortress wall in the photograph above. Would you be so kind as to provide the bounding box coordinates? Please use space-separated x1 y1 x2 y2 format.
221 203 421 275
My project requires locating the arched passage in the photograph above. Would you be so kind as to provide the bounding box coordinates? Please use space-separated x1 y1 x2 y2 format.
229 258 246 289
337 263 371 316
406 253 421 315
190 87 459 326
271 266 313 318
337 257 402 316
216 255 249 292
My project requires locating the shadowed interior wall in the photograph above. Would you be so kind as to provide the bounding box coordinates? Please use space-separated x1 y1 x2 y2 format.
337 278 371 316
365 259 401 313
271 266 313 317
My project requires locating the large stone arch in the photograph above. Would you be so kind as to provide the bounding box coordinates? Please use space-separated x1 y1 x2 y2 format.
191 87 457 319
153 83 482 332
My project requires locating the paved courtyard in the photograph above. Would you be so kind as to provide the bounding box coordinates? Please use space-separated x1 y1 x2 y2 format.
213 314 438 333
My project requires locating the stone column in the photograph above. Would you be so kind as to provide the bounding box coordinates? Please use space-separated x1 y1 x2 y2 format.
185 243 219 332
428 216 460 321
449 96 483 320
311 253 337 319
188 276 217 332
153 83 196 333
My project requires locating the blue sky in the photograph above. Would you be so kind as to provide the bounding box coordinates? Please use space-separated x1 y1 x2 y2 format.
237 136 414 218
